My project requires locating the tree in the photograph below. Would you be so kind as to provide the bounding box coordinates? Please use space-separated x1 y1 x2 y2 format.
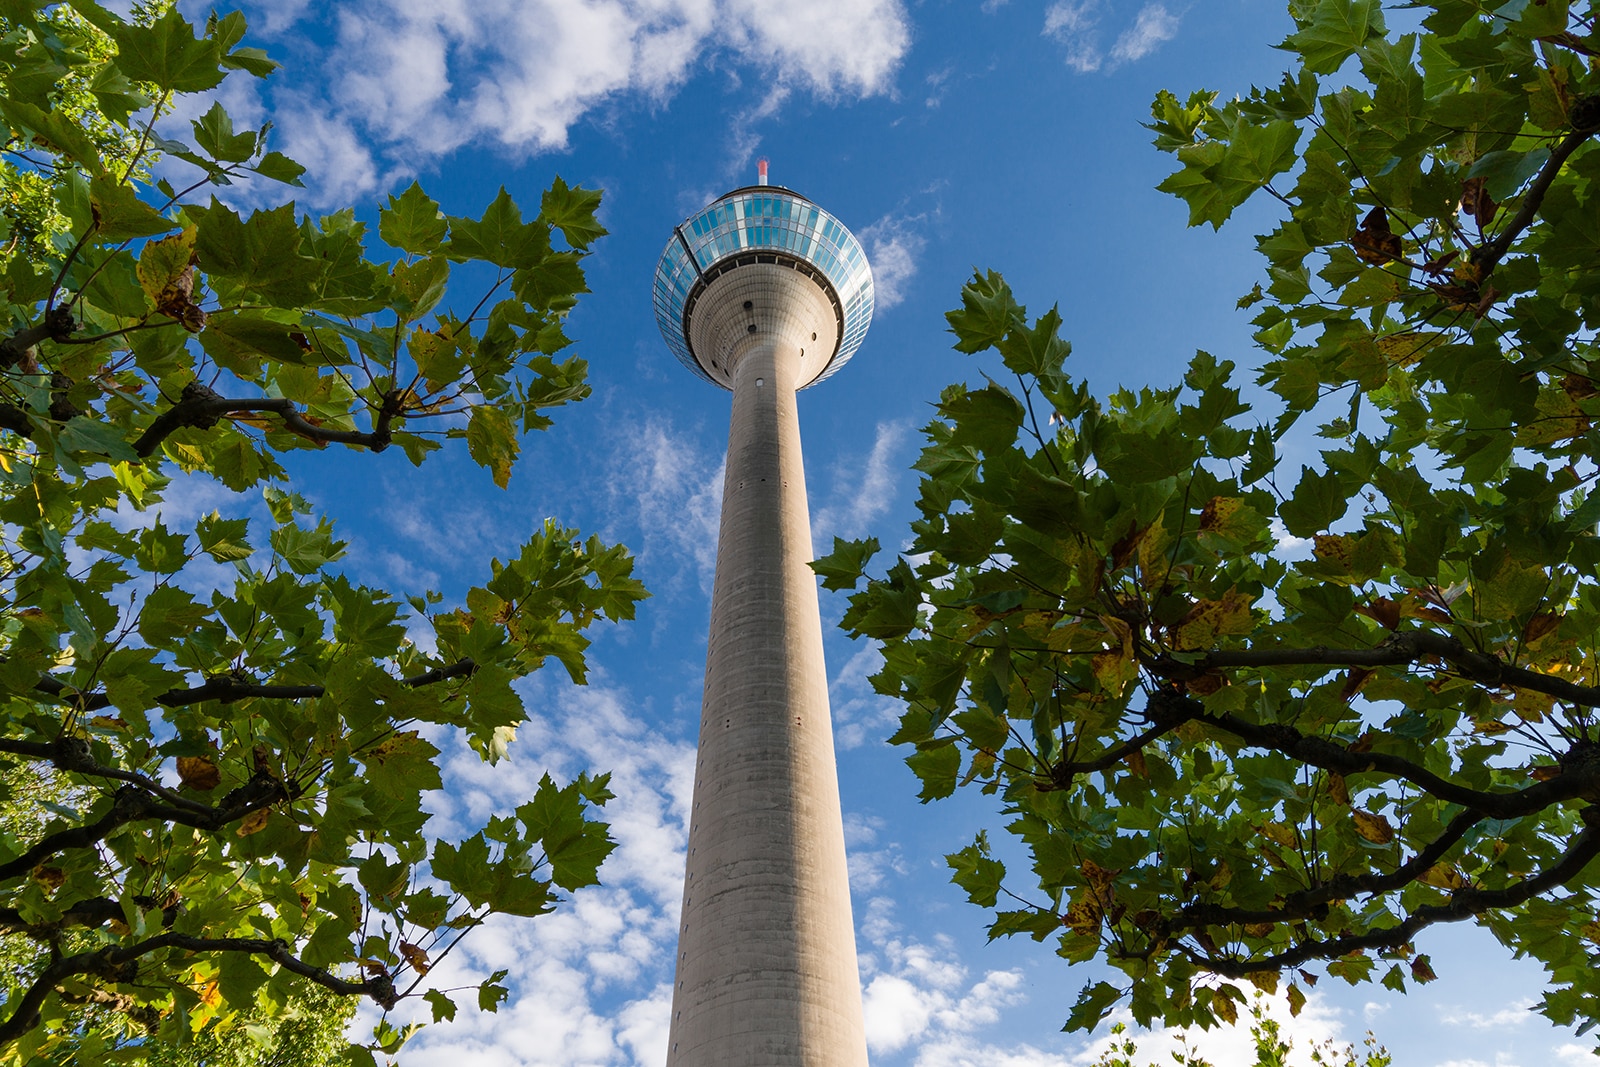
821 0 1600 1041
0 3 645 1063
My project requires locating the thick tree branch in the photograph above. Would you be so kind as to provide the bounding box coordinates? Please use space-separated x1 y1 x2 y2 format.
134 381 408 457
0 894 177 937
0 930 392 1045
1172 808 1486 930
1473 95 1600 277
0 771 287 883
26 657 477 713
1133 688 1597 820
1181 810 1600 977
1147 629 1600 710
1052 721 1177 782
0 307 77 369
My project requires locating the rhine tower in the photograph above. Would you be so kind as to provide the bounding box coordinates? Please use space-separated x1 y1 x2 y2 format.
651 161 874 1066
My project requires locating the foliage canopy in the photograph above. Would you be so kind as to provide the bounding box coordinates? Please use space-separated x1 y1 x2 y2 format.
823 0 1600 1040
0 3 644 1062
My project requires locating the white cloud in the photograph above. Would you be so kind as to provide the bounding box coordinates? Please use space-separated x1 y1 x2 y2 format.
854 911 1027 1059
1043 1 1180 74
397 676 695 1065
860 214 929 311
1043 0 1105 73
246 0 910 203
1440 999 1539 1030
1108 4 1180 65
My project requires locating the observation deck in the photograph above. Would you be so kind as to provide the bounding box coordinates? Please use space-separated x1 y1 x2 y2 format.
652 181 874 390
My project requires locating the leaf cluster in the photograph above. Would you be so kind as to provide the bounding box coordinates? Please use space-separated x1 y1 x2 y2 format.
0 4 646 1062
824 0 1600 1040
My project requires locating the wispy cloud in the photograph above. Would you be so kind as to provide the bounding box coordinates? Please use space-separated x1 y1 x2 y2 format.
829 643 903 750
605 416 725 592
1108 4 1180 65
860 215 930 311
1043 1 1181 74
1440 1000 1539 1030
813 419 912 551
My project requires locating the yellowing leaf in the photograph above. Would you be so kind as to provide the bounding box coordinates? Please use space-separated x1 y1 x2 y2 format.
1376 331 1443 366
176 755 221 791
137 226 198 306
1417 864 1467 890
1211 987 1239 1025
1326 772 1351 806
1351 811 1395 844
1171 590 1255 649
399 941 431 975
1063 892 1102 937
1246 969 1278 995
1313 533 1355 568
1260 821 1297 849
236 809 271 836
1287 982 1306 1016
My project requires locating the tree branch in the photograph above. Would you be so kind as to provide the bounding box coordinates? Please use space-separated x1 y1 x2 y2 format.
0 307 78 368
1131 687 1597 820
1147 629 1600 710
0 930 393 1045
1171 808 1486 930
25 657 477 713
134 380 408 458
1180 809 1600 977
1473 95 1600 278
0 770 288 883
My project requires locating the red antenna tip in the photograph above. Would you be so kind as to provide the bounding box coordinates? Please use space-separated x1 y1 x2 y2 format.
757 158 769 184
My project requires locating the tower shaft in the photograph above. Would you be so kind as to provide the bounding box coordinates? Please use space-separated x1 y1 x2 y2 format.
666 337 868 1067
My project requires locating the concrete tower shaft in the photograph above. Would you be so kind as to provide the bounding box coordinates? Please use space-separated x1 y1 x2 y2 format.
654 180 874 1067
666 335 868 1066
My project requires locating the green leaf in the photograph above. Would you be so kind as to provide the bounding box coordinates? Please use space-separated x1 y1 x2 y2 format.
425 990 458 1023
88 175 176 241
252 151 306 186
445 188 548 269
517 773 616 891
192 101 257 163
948 838 1006 908
906 738 960 802
466 405 519 489
0 98 107 174
946 270 1021 354
1277 0 1386 74
200 313 308 378
1278 466 1351 537
109 7 225 93
539 176 606 250
810 536 880 592
379 182 447 256
1065 981 1124 1032
195 512 253 561
139 585 210 646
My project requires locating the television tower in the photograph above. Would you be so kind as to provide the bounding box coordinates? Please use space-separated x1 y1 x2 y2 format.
651 161 874 1066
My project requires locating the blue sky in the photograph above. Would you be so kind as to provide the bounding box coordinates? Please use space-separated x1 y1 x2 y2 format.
152 0 1592 1063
